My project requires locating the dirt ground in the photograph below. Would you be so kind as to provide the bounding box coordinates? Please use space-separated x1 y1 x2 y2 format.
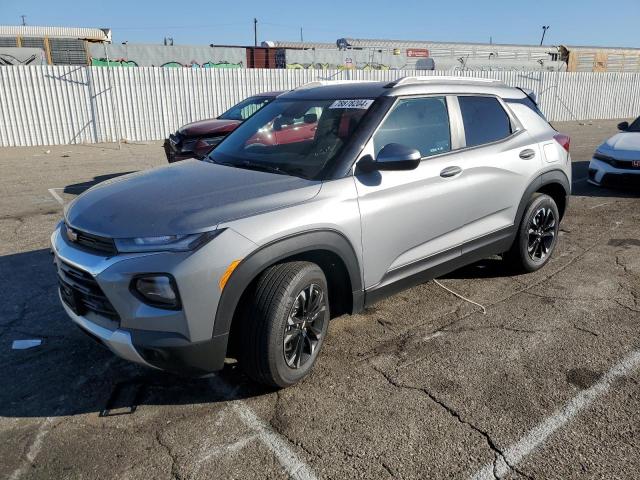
0 119 639 479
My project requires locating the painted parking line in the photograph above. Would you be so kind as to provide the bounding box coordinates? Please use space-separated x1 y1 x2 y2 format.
470 349 640 480
8 417 54 480
211 376 318 480
47 188 65 206
8 358 117 480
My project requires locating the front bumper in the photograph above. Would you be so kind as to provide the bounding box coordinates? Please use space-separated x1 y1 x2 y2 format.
588 158 640 188
163 138 194 163
60 292 155 368
51 223 257 375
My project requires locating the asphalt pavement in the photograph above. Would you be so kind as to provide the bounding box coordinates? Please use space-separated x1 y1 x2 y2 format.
0 120 638 479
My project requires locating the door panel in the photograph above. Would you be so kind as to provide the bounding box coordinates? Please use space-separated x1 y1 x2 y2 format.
355 95 472 289
454 96 543 239
455 133 542 239
355 152 471 288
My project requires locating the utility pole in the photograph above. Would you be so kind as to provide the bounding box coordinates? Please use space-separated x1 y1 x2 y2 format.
540 25 550 46
300 27 303 42
253 18 258 47
20 15 27 26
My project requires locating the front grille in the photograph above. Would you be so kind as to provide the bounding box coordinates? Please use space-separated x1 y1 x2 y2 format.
58 261 120 320
600 173 640 189
169 133 183 148
66 224 117 254
604 158 640 170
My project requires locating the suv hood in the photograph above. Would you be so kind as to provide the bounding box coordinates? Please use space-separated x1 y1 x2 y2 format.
178 118 241 137
598 132 640 159
65 161 321 238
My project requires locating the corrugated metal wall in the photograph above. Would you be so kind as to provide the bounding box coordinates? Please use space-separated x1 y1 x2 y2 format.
1 66 640 147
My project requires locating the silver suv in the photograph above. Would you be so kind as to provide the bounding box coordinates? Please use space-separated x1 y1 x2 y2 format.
52 77 571 387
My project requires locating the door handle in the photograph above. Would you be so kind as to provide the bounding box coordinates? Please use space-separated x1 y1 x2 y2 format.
519 148 536 160
440 166 462 178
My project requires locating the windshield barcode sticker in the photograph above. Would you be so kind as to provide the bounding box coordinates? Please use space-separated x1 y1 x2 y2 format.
329 99 374 109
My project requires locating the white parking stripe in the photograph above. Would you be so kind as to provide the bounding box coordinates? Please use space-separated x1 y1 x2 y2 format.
47 188 65 206
8 418 54 480
211 376 318 480
8 359 117 480
470 349 640 480
232 403 318 480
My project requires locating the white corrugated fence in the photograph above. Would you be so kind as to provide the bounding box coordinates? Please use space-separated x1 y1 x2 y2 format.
1 66 640 147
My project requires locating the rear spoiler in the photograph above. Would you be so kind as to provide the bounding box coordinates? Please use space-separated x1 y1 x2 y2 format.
517 87 538 105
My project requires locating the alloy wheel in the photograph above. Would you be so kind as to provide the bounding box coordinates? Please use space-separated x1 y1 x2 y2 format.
283 283 327 369
527 207 556 261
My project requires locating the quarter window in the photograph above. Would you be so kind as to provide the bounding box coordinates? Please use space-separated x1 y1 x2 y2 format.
458 96 512 147
373 97 451 158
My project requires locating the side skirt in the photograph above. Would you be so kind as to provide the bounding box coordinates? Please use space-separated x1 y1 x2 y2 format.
364 226 515 307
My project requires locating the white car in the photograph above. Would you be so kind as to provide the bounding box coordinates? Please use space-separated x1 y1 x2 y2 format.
589 117 640 188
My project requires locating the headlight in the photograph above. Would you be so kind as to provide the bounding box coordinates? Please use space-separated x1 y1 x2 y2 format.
114 229 224 253
593 152 615 165
132 275 180 309
199 137 223 146
181 139 198 152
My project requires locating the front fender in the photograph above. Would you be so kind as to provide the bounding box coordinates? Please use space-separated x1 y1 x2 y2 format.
213 229 364 338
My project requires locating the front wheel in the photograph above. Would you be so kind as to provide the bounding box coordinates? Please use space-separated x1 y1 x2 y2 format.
505 193 560 273
239 261 330 388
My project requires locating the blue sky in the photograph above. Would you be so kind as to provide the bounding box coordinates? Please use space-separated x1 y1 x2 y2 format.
2 0 639 48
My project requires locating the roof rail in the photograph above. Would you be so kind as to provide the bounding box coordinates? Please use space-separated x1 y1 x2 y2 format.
384 76 505 88
295 79 378 90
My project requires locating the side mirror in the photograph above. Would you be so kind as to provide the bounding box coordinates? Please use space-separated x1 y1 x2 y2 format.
303 113 318 124
360 143 421 172
273 118 284 131
377 143 421 169
618 121 629 131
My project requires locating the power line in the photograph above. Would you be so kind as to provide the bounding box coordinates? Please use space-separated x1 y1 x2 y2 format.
109 22 246 31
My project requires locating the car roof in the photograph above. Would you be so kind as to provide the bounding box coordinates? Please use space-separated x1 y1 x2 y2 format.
281 81 389 100
279 77 527 101
252 91 286 98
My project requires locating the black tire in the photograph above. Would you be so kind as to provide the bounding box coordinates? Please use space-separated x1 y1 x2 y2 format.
505 193 560 273
239 261 330 388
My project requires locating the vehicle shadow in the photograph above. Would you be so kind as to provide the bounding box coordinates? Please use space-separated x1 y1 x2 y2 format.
571 160 640 198
0 248 270 419
63 171 136 195
441 256 516 280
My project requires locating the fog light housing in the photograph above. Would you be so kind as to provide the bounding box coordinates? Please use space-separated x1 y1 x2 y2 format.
132 275 181 309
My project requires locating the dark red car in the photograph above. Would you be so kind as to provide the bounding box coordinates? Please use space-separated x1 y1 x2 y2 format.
164 92 283 163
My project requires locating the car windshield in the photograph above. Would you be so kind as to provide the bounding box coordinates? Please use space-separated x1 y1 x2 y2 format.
218 96 274 121
207 98 371 179
627 116 640 132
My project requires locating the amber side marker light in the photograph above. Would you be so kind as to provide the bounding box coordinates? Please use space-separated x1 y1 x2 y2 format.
219 259 242 290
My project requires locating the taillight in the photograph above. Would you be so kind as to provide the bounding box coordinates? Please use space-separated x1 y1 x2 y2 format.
553 133 570 152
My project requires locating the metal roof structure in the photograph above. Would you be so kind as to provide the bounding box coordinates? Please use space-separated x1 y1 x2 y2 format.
262 40 336 50
0 25 111 42
262 38 560 64
341 37 558 51
560 44 640 52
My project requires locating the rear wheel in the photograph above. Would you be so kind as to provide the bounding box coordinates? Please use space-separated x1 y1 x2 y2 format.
239 261 330 388
505 193 559 273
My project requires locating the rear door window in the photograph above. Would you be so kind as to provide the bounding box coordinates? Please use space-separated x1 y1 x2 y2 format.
458 96 512 147
373 96 451 158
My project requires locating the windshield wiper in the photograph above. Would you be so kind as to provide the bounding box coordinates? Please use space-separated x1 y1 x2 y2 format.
219 159 284 175
210 157 311 179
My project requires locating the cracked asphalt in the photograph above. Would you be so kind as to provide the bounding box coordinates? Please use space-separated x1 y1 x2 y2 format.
1 120 639 479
